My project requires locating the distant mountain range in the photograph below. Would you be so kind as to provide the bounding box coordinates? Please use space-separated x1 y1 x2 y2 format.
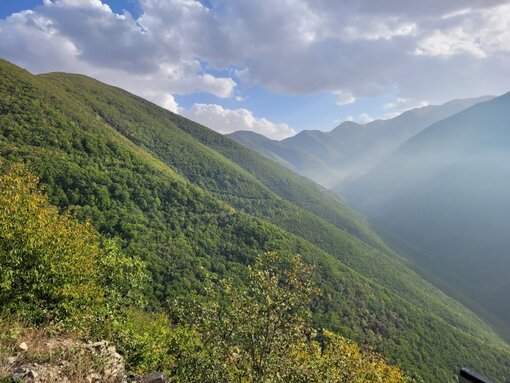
230 92 510 343
229 96 492 189
343 92 510 341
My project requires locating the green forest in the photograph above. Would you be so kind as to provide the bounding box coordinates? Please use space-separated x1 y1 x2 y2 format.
0 163 408 382
1 59 510 382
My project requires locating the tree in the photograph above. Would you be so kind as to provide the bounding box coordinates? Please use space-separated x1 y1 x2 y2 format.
170 253 410 383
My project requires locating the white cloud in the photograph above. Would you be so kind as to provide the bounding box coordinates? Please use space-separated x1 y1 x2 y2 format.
333 91 356 105
415 4 510 59
0 0 236 111
384 98 429 110
182 104 296 140
349 111 401 125
157 94 180 114
358 113 375 124
414 28 487 58
210 0 510 101
381 112 401 120
1 0 510 111
343 19 417 41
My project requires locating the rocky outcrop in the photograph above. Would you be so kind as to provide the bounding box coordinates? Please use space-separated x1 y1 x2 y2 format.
2 339 128 383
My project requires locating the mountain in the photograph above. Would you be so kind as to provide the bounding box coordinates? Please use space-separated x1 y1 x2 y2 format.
343 92 510 341
226 131 296 167
228 130 342 187
229 97 492 189
2 59 510 382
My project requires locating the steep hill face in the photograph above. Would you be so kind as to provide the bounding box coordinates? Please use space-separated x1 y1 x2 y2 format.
229 97 491 189
344 93 510 340
41 71 385 252
2 59 510 382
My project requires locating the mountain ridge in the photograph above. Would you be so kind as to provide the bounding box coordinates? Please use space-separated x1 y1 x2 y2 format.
229 96 493 189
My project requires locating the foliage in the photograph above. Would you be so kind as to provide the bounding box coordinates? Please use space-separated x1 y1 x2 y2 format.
0 162 101 325
290 330 409 383
0 162 146 329
168 253 409 383
98 240 148 313
0 255 410 382
110 309 174 374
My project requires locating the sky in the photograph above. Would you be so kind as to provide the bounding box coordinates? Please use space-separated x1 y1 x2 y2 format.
1 1 510 140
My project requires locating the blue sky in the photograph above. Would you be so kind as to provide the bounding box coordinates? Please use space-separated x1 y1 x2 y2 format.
176 86 397 132
1 1 509 139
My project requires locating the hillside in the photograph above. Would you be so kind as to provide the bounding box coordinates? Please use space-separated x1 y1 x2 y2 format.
229 97 492 189
344 92 510 341
2 59 510 382
0 163 409 383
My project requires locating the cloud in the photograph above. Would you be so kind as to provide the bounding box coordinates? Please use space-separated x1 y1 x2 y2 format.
333 91 356 105
347 111 401 125
343 19 417 41
414 28 487 58
381 112 402 120
204 0 510 102
358 113 375 124
157 94 180 114
182 104 296 140
383 98 429 110
414 5 510 59
1 0 510 111
0 0 236 112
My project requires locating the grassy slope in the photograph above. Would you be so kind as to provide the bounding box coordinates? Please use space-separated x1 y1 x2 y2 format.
1 60 510 382
40 71 510 381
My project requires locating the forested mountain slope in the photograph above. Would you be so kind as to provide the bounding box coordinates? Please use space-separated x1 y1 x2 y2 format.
0 163 410 383
1 59 510 382
42 71 383 250
229 97 491 189
344 92 510 341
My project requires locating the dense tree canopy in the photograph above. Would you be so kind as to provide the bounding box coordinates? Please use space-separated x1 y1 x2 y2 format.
0 162 146 327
